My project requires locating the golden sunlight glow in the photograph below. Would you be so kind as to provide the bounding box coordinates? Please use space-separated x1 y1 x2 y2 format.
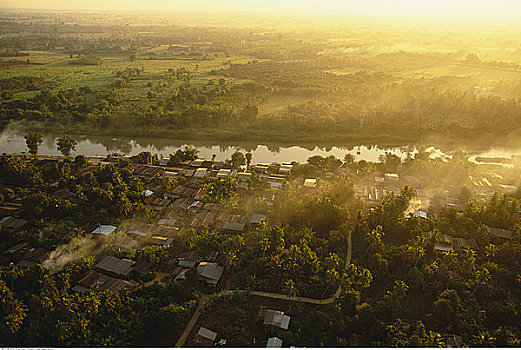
2 0 520 18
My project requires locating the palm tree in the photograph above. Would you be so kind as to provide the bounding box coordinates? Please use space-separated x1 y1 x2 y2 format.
343 153 355 167
407 245 425 267
260 238 270 258
284 279 298 298
424 331 446 347
6 263 23 291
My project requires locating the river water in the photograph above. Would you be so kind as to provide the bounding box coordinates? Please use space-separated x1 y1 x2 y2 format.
0 131 517 165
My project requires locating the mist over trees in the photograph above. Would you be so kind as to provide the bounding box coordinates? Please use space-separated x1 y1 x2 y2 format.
2 8 521 348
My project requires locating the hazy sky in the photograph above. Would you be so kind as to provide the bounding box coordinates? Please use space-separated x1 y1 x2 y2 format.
2 0 520 18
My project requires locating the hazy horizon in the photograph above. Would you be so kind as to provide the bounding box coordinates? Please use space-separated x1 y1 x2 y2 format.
1 0 521 19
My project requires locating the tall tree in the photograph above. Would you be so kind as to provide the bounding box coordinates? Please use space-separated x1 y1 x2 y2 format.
245 152 252 167
24 131 43 156
229 151 246 169
56 135 77 158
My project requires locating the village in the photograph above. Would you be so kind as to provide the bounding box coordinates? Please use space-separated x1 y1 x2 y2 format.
0 149 520 347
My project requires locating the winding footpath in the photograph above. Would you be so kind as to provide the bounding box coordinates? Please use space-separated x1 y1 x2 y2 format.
250 231 352 305
175 231 352 347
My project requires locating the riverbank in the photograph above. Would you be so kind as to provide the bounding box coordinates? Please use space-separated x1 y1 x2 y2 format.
8 118 521 154
7 119 420 147
5 120 521 166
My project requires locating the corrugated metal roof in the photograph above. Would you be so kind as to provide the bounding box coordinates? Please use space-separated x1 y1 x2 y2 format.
95 256 134 277
197 327 217 341
267 337 283 347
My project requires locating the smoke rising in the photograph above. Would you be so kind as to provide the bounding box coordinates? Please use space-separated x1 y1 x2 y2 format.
43 234 107 273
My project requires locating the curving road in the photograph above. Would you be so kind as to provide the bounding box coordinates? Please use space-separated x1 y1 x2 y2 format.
175 231 352 347
250 230 352 305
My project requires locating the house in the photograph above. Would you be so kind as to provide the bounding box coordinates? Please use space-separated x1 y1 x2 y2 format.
413 210 428 219
132 260 152 279
211 161 224 170
203 203 219 211
262 309 290 330
254 163 270 173
0 216 28 233
267 337 283 348
237 172 252 181
144 195 171 210
178 251 199 268
453 237 478 250
0 201 22 218
159 226 184 238
185 177 204 188
74 270 105 291
250 214 267 227
197 262 224 287
95 256 135 279
21 247 47 262
134 165 164 182
148 235 174 248
194 168 208 179
173 197 197 211
74 270 138 293
267 176 284 189
113 235 138 250
158 218 176 226
487 227 513 240
162 171 178 178
4 242 47 267
197 211 215 227
3 242 35 261
190 159 206 168
193 188 207 201
427 232 478 252
194 327 217 347
191 211 214 229
279 163 293 174
217 169 232 178
385 173 400 182
303 178 317 188
179 168 195 177
92 225 117 236
159 158 170 166
434 234 454 252
170 185 193 198
222 221 246 234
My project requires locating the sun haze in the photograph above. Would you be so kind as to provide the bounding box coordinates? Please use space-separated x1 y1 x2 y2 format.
2 0 521 18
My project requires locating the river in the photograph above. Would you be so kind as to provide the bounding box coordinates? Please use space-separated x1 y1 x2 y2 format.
0 131 518 165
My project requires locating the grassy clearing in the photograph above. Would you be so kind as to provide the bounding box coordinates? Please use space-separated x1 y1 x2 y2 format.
0 51 257 100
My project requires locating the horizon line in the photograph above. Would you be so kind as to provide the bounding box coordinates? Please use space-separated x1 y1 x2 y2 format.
1 6 520 21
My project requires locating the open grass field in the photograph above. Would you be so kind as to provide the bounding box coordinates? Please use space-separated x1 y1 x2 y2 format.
0 48 261 100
